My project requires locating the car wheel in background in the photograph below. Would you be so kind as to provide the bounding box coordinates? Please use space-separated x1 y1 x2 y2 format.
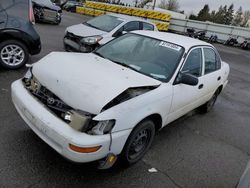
120 119 155 166
0 40 29 69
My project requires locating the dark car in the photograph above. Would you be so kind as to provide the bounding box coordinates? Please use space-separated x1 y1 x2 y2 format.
0 0 41 69
241 38 250 50
32 0 62 25
63 1 82 12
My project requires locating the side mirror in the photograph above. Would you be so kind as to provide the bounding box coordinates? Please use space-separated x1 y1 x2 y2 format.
175 72 198 86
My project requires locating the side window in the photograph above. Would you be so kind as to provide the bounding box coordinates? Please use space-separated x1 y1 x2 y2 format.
182 48 203 77
142 22 154 30
123 21 140 31
204 48 219 74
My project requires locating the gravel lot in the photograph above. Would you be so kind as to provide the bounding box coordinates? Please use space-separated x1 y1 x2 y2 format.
0 12 250 188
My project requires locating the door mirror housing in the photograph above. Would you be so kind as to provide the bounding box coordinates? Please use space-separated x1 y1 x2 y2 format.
175 72 198 86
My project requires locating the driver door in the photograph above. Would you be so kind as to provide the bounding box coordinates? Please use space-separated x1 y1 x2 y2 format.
167 47 205 123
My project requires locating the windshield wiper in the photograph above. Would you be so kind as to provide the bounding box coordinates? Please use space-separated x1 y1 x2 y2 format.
83 22 100 30
111 60 140 73
93 51 106 59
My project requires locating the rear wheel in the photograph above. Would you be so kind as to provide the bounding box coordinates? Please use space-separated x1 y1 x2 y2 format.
200 90 219 113
0 40 29 69
120 119 155 166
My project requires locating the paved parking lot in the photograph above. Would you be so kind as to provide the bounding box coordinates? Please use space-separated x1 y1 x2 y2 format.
0 12 250 188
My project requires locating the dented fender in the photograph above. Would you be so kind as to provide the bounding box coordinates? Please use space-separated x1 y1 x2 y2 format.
93 84 173 132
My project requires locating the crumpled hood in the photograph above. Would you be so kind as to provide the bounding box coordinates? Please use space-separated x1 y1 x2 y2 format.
66 24 107 37
32 52 160 114
33 0 61 11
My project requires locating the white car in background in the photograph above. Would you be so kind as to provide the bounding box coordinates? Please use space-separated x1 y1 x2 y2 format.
63 13 158 52
12 31 229 169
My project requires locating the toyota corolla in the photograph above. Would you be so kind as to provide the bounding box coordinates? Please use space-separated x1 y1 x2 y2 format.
11 31 229 169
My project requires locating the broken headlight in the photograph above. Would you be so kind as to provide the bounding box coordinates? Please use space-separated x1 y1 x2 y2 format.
81 36 103 45
23 66 33 85
62 110 93 132
62 110 115 135
90 120 115 135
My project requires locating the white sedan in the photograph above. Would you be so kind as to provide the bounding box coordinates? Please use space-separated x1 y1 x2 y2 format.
12 31 229 169
63 13 158 53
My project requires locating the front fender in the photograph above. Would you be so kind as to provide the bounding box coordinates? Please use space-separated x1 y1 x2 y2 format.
93 84 173 132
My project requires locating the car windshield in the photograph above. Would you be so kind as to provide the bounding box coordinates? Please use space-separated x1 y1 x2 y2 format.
85 15 123 32
95 33 184 82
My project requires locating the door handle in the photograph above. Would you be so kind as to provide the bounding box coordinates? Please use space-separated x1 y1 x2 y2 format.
0 21 4 24
217 76 221 81
198 84 203 89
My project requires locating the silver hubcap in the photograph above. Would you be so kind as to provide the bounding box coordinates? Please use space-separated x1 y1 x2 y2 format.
1 45 25 66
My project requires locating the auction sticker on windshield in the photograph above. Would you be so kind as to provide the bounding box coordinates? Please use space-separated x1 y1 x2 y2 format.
159 41 182 51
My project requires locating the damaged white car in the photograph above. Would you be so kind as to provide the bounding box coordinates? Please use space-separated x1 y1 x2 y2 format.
64 13 158 53
12 31 229 168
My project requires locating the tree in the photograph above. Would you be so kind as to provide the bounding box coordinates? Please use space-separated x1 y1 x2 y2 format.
241 11 250 27
214 6 224 24
189 14 197 20
137 0 152 8
158 0 180 11
232 6 243 26
224 4 234 25
209 10 216 22
197 4 210 21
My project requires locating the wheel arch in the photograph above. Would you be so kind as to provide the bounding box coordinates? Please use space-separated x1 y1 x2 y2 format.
0 30 30 53
217 85 223 95
132 113 163 133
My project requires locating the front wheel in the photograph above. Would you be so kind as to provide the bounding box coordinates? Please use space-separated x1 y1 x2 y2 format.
0 40 29 69
120 120 155 166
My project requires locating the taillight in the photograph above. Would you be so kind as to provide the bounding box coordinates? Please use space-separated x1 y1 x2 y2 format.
29 0 35 24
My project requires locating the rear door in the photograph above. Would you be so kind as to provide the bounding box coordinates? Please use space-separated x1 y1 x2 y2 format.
198 47 223 102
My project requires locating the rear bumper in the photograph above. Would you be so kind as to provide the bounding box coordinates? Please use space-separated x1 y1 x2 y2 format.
11 80 131 163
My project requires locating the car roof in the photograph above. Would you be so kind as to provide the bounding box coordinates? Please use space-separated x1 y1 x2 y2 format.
107 13 155 25
132 30 213 50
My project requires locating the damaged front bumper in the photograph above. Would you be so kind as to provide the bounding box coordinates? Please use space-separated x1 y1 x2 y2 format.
11 80 131 163
63 35 98 53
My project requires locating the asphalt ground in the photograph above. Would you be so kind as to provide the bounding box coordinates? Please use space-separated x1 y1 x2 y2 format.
0 12 250 188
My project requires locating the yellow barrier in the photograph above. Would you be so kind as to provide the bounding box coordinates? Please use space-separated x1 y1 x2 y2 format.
153 21 170 31
85 1 171 21
76 6 170 31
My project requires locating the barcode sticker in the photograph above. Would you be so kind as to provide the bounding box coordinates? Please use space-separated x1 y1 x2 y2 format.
159 41 182 51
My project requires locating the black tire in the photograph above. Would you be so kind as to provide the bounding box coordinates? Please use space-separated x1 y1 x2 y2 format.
55 17 61 25
120 119 155 166
200 90 219 113
0 40 29 69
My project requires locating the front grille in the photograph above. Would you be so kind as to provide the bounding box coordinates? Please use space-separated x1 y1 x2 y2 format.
33 86 72 113
44 9 57 18
24 78 72 118
65 32 82 43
